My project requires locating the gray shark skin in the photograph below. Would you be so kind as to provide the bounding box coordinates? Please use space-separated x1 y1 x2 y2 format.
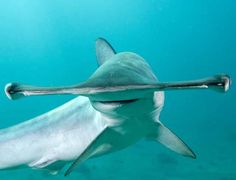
0 38 231 176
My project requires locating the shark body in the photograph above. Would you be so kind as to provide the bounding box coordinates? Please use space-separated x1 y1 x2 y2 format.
0 38 230 175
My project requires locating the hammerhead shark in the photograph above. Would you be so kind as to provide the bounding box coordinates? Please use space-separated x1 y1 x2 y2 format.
1 38 230 176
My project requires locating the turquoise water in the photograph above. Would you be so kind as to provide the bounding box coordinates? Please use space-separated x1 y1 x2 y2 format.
0 1 235 179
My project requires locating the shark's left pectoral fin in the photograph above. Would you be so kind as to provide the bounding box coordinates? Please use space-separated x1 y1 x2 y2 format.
149 123 196 159
65 127 110 176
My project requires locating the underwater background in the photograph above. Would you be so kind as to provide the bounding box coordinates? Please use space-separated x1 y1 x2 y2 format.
0 0 235 179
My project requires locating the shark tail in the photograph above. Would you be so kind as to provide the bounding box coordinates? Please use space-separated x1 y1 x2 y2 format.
148 122 196 159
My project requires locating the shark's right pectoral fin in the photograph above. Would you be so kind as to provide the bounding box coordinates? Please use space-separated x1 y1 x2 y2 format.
149 123 196 159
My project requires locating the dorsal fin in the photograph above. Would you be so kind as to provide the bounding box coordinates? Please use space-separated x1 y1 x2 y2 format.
95 38 116 66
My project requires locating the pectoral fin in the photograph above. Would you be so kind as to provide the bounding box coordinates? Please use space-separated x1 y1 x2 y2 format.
65 127 110 176
149 123 196 159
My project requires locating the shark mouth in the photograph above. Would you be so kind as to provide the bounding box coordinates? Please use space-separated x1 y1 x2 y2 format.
96 98 139 104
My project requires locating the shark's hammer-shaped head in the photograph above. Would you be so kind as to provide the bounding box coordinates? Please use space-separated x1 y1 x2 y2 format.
5 38 231 103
